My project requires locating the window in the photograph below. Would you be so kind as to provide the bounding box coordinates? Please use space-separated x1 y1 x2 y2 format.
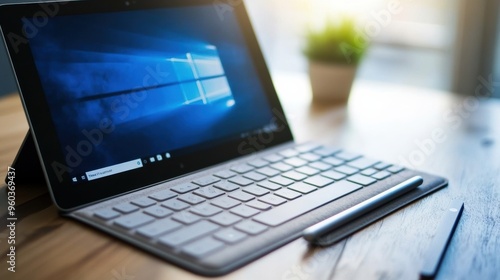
246 0 462 91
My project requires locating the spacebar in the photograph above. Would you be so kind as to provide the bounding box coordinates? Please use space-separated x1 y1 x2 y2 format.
253 180 362 226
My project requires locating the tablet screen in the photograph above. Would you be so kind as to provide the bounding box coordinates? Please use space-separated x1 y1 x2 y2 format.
27 5 275 184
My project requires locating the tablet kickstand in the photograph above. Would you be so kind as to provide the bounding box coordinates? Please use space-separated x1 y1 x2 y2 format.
4 131 46 186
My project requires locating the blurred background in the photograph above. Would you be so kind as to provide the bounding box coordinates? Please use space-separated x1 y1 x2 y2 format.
0 0 499 97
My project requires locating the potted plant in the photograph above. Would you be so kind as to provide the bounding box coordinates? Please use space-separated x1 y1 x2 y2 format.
303 19 367 103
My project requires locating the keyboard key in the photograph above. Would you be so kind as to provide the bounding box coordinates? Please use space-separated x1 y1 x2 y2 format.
94 208 120 220
243 171 267 182
246 200 272 210
193 186 225 199
209 212 242 226
387 165 404 173
347 158 379 170
269 176 295 186
192 176 220 186
228 176 254 186
347 174 377 186
190 204 223 217
255 167 280 177
230 164 254 174
247 159 269 168
334 165 359 175
304 175 334 187
288 182 317 194
131 197 156 208
182 237 224 258
136 219 182 238
242 185 269 196
295 143 321 153
295 166 320 176
211 196 241 209
252 180 362 226
335 151 362 161
262 154 284 163
214 228 247 244
361 168 377 176
159 220 219 247
283 157 308 167
279 149 299 158
213 181 240 192
270 162 293 172
235 220 268 235
230 205 260 218
258 194 287 206
113 203 139 214
178 194 206 205
298 152 322 162
213 170 237 179
322 157 345 167
308 161 332 171
274 189 301 200
282 170 307 181
148 190 177 201
313 146 341 157
229 191 255 202
257 180 282 191
372 170 391 180
161 199 190 211
114 212 155 229
321 170 347 180
172 211 202 224
374 162 391 170
171 183 198 194
144 205 173 218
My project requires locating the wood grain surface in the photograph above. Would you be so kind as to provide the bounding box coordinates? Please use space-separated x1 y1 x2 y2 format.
1 73 499 280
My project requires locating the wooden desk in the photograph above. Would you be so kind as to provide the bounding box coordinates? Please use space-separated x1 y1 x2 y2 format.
1 73 499 280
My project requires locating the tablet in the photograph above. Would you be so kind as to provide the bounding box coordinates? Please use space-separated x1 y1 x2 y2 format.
0 0 292 211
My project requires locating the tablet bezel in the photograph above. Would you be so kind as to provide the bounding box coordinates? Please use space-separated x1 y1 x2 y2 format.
0 0 293 211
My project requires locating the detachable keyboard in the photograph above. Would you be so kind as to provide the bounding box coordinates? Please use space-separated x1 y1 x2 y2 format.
72 142 429 275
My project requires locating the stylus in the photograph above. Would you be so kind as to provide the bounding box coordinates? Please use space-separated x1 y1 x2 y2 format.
303 176 423 244
420 200 464 279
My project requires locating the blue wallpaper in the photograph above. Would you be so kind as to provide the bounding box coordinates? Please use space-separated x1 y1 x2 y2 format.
28 6 273 174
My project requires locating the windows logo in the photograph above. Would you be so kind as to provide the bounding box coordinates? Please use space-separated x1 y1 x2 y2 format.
170 46 235 107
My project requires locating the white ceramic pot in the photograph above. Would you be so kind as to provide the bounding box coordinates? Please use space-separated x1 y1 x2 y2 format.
308 61 357 103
